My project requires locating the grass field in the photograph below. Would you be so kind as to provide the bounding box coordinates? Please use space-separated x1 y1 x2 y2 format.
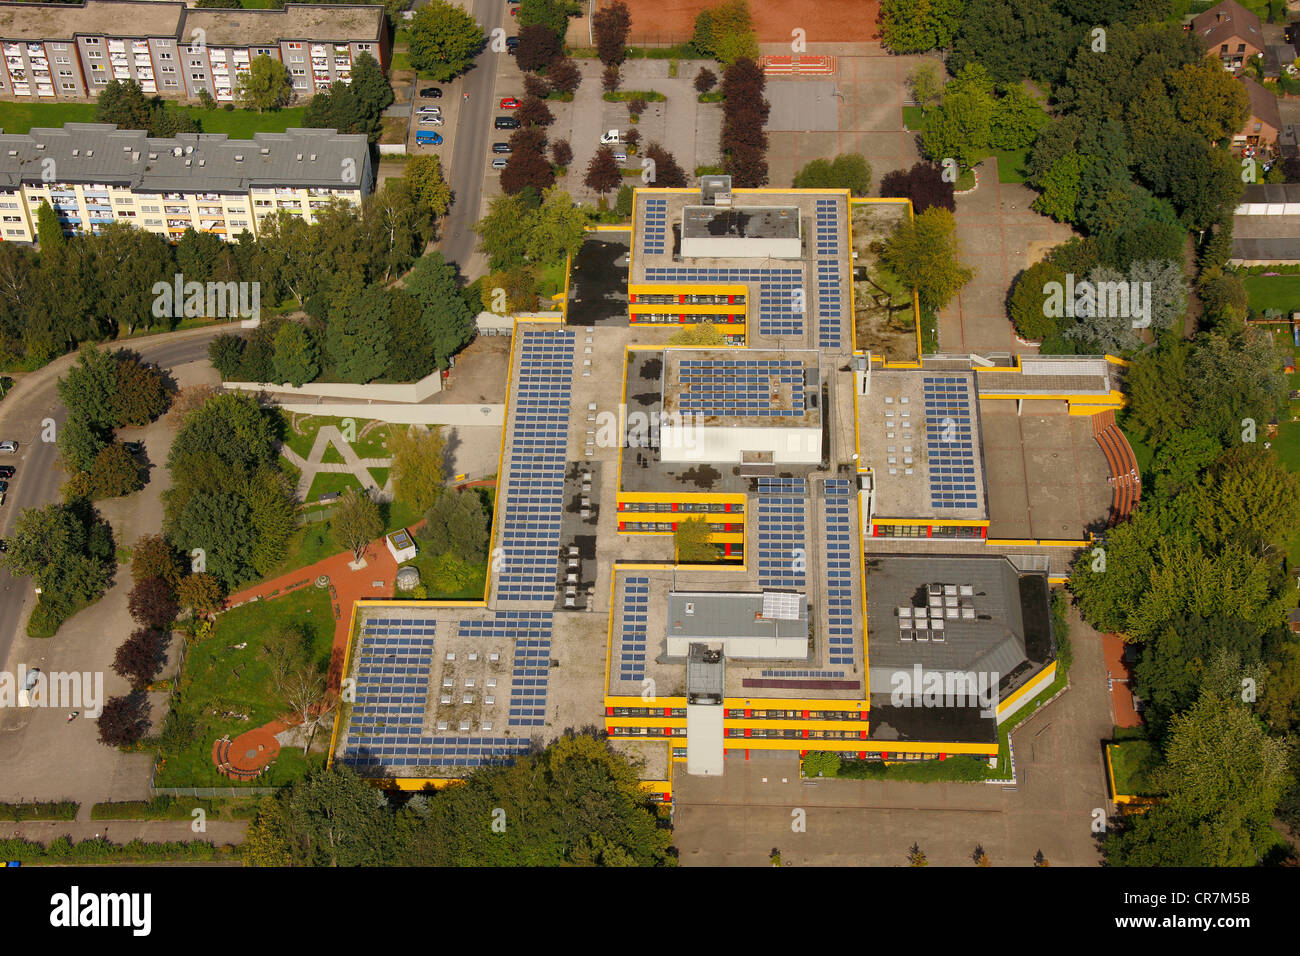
153 586 333 789
1107 739 1161 798
1244 275 1300 316
306 471 363 500
0 100 307 137
281 413 393 462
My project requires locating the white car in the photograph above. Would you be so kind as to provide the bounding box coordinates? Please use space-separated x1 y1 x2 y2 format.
614 152 628 164
600 129 621 145
417 105 442 116
0 440 16 453
418 115 444 126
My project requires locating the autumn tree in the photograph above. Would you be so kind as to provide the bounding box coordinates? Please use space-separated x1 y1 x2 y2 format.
594 0 631 65
176 572 225 616
333 487 384 562
389 425 446 515
113 628 169 689
585 145 622 194
128 576 179 629
882 206 974 312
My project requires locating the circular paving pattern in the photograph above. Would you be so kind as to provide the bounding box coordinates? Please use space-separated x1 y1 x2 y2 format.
212 727 281 781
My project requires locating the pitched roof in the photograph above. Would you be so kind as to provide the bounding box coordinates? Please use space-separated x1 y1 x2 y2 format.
1192 0 1264 51
1242 75 1281 130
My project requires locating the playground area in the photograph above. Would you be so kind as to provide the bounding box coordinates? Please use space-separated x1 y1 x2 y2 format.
618 0 879 46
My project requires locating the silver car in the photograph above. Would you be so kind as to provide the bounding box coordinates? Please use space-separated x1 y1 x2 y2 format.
0 440 16 453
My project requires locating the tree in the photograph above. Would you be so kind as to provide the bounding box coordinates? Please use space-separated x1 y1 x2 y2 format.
675 517 718 562
272 321 319 387
518 22 563 72
1186 327 1288 446
593 0 631 65
36 201 65 253
282 664 336 755
176 572 225 616
128 576 179 629
409 0 485 81
792 154 872 196
882 207 974 312
333 487 384 562
624 128 640 154
405 155 453 218
1196 266 1248 328
528 187 590 265
86 441 142 500
989 82 1045 150
1007 261 1067 342
700 0 759 65
349 52 394 122
906 62 943 109
602 63 621 93
500 129 556 196
390 425 446 515
0 500 112 616
1167 58 1250 146
418 490 489 563
548 57 582 95
920 63 995 170
517 95 555 129
58 415 108 475
551 138 573 168
402 253 475 368
585 145 622 194
694 67 717 94
519 0 577 38
882 0 965 53
643 142 687 188
474 194 534 271
243 765 395 867
97 692 151 748
131 534 184 587
326 286 391 384
208 334 246 380
1187 446 1300 558
236 54 294 113
113 628 168 689
879 161 955 214
524 72 550 100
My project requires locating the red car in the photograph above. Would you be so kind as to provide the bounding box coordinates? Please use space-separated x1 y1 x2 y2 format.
499 97 521 109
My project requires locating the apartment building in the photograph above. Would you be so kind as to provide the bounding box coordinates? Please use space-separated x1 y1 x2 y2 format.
0 122 372 242
0 1 387 102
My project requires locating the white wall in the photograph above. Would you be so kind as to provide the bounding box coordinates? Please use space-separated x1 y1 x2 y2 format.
222 368 442 402
659 424 821 464
668 633 808 658
274 402 504 426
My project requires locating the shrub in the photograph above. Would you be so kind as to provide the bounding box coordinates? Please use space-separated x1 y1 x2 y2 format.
97 692 151 747
694 67 717 94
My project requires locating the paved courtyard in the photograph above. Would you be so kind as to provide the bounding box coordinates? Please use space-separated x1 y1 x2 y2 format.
673 604 1113 866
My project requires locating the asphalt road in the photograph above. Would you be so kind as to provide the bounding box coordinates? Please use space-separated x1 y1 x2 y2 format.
438 0 509 271
0 325 233 672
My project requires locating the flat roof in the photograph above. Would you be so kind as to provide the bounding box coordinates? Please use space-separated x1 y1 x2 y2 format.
180 4 385 46
667 591 808 643
681 205 801 241
863 554 1054 694
0 124 369 192
0 2 183 40
858 369 989 521
661 347 822 429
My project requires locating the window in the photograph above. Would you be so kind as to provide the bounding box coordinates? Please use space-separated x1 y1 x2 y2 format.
291 67 305 76
287 42 302 49
191 72 206 80
86 50 102 59
158 52 172 60
55 56 69 64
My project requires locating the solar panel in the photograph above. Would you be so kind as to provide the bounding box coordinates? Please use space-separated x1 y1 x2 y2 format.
755 478 806 588
922 377 979 509
820 478 857 666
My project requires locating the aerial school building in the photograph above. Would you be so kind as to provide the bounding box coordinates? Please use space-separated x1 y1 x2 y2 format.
329 180 1124 803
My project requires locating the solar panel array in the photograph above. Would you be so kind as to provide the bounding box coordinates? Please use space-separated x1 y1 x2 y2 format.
460 610 553 728
497 330 575 601
821 477 856 666
641 197 668 256
643 266 804 337
923 376 979 509
814 200 845 349
762 669 846 678
617 576 650 684
813 198 841 256
339 618 533 772
677 357 805 418
756 476 807 588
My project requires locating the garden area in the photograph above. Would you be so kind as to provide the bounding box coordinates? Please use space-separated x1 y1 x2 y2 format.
0 100 308 137
849 201 919 361
151 585 334 789
280 413 394 463
1106 736 1161 802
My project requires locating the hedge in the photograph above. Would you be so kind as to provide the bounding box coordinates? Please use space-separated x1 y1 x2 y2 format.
0 836 233 864
90 796 261 821
603 90 667 102
0 801 79 821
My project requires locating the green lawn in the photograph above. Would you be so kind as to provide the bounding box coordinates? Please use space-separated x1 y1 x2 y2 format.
306 471 363 500
0 100 305 137
370 467 390 488
902 105 924 129
281 413 392 462
538 259 568 302
1243 275 1300 316
320 442 346 465
1108 739 1161 798
988 146 1031 184
398 551 488 600
153 586 333 789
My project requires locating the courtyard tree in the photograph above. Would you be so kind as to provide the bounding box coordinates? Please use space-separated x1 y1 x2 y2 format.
881 206 974 312
585 146 622 194
236 54 294 113
333 487 384 562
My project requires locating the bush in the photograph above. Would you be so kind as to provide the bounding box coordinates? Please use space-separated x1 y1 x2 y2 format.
801 752 841 777
0 801 79 821
694 67 716 94
97 692 151 748
25 599 66 638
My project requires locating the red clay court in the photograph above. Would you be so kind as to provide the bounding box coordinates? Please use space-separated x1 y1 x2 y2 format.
618 0 880 46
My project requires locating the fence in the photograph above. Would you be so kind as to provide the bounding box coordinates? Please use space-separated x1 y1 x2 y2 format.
149 786 278 799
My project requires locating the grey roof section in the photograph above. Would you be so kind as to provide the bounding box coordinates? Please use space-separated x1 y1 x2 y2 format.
686 643 725 702
1262 43 1296 78
0 1 184 41
0 124 369 193
681 205 801 241
864 554 1035 693
1240 183 1300 204
1280 124 1300 158
667 591 807 643
1231 237 1300 262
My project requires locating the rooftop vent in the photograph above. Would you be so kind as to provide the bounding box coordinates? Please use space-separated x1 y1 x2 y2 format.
309 153 317 161
296 153 303 161
71 148 79 156
233 154 243 162
148 152 157 160
172 147 182 157
259 147 270 155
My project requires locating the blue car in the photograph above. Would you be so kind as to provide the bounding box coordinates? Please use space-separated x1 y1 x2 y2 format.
416 130 443 146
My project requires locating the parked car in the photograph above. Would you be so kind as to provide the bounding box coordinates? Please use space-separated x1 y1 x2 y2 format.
0 480 7 493
419 115 444 126
600 129 621 145
499 97 521 109
419 87 443 98
492 157 508 169
0 465 13 478
417 105 442 115
416 130 444 146
492 142 512 153
494 116 520 129
0 440 16 453
614 151 628 163
505 36 519 52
